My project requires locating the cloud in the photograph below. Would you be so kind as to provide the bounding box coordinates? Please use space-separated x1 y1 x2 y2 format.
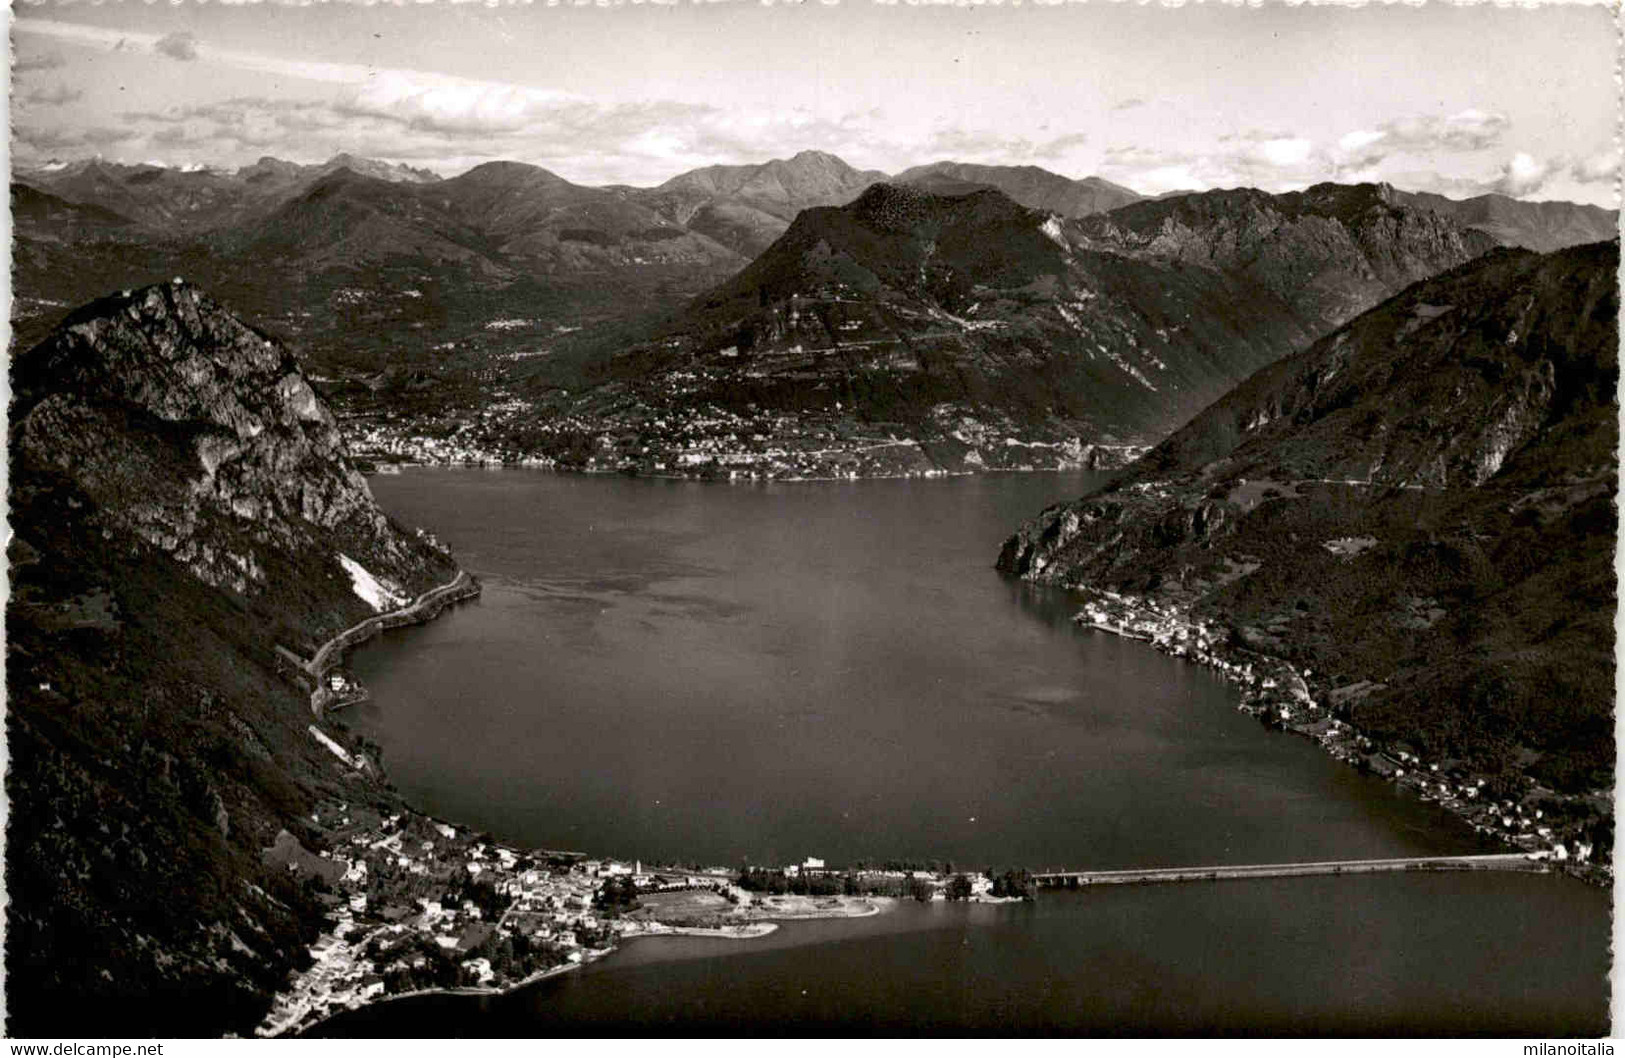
13 51 66 75
1033 132 1091 160
150 125 210 148
1334 108 1511 172
1102 145 1197 169
15 125 143 152
1411 109 1510 151
336 71 577 135
1570 149 1620 184
1337 129 1386 154
1387 148 1605 202
15 13 1091 181
1107 130 1329 191
1490 152 1552 197
912 126 1088 164
18 17 477 90
154 31 200 62
1252 137 1313 168
21 84 85 107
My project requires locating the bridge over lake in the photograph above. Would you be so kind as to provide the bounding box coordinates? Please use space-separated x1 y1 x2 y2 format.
1032 853 1542 888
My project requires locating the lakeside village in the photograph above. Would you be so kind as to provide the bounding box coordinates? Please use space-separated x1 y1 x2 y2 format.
256 802 1032 1037
1076 588 1612 883
336 385 1144 482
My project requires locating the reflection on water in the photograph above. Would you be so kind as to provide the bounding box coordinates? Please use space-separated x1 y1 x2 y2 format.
326 468 1609 1036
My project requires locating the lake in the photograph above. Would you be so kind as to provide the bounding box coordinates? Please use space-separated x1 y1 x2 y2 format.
323 468 1609 1035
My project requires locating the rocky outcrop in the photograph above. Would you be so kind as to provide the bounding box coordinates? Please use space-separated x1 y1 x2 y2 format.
11 279 436 597
1000 239 1617 803
7 282 463 1036
1075 182 1499 327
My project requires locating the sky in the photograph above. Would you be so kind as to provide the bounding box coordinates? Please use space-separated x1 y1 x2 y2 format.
9 0 1621 207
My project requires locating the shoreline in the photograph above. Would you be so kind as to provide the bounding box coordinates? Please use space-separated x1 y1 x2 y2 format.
287 897 899 1037
368 462 1075 484
1070 587 1610 886
620 922 781 940
303 569 482 716
356 449 1148 485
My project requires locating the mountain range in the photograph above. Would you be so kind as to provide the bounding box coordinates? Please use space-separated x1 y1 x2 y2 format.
11 150 1618 475
19 148 1613 260
537 180 1498 476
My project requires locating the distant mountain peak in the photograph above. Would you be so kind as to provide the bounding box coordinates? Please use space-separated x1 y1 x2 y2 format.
316 152 441 184
787 148 848 164
893 160 1143 218
454 159 571 185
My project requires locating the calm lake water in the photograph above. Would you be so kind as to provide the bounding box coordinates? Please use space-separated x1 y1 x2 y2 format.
326 468 1610 1035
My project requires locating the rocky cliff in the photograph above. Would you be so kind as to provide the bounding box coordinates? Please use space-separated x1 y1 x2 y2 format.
1074 182 1502 327
6 281 463 1035
999 240 1617 804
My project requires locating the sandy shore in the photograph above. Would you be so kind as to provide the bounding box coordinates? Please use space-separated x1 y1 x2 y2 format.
736 893 893 920
621 921 780 940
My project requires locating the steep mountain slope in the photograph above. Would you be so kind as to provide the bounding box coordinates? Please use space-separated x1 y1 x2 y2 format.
10 182 134 241
894 161 1142 217
240 168 508 274
537 182 1496 477
999 241 1617 817
1389 187 1617 253
9 184 145 329
1074 182 1501 326
6 281 465 1035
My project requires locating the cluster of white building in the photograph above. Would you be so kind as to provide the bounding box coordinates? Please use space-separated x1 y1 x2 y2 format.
1076 589 1598 869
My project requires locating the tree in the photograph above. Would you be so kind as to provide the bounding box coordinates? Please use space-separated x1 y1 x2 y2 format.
945 874 974 901
991 869 1032 900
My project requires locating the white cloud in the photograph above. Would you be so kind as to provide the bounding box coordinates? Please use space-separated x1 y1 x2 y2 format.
339 72 575 135
1570 148 1620 184
1254 138 1313 168
1334 108 1511 173
1489 152 1556 197
1338 129 1386 154
1133 165 1203 196
912 126 1089 165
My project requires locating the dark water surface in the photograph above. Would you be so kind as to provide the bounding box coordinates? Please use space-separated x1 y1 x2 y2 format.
328 468 1609 1035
